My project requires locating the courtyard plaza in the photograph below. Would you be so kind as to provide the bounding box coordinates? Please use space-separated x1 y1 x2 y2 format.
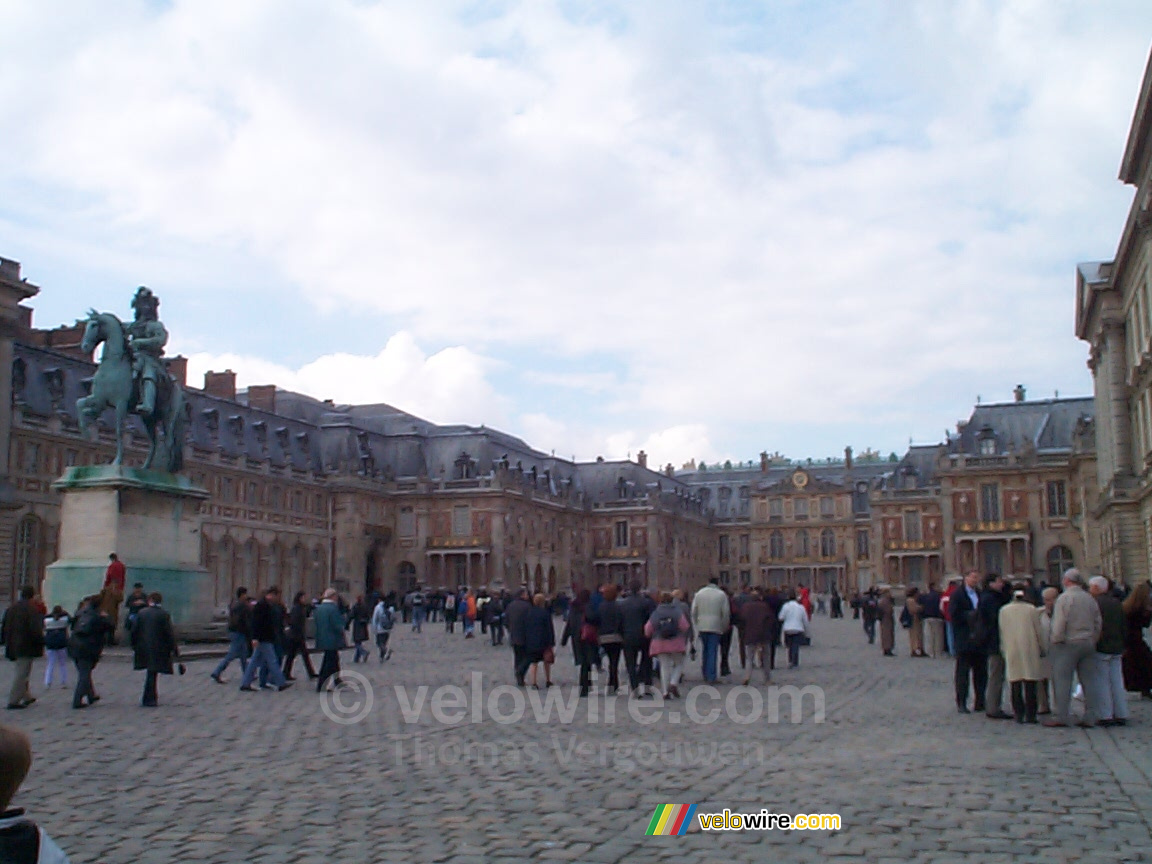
4 614 1151 863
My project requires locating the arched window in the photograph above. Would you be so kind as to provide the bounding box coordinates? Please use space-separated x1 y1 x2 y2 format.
769 530 785 560
243 539 258 585
796 529 810 558
1046 546 1074 582
13 515 40 591
820 528 836 558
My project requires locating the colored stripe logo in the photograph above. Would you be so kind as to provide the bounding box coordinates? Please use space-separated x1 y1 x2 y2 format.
645 803 697 836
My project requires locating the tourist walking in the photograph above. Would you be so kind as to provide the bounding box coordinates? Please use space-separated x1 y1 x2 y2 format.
619 583 656 698
1044 569 1102 728
645 592 690 698
488 592 506 646
349 595 371 663
590 584 625 694
691 578 730 683
1121 580 1152 698
132 593 183 707
998 582 1046 723
314 588 346 691
0 724 72 863
238 588 291 692
42 608 70 690
951 570 987 714
123 583 148 638
861 589 878 645
1088 576 1129 727
68 597 110 709
2 587 42 711
778 589 810 668
506 589 532 685
408 587 426 633
1037 587 1058 714
523 594 555 689
877 587 895 656
920 584 945 658
560 589 597 697
282 591 318 680
371 597 394 661
443 589 458 633
738 587 773 685
211 587 252 684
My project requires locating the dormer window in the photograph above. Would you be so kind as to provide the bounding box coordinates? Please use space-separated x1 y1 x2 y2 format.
979 438 996 456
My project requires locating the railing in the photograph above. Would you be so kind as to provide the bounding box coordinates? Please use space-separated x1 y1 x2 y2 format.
592 547 646 559
954 520 1029 534
427 536 489 549
883 539 943 552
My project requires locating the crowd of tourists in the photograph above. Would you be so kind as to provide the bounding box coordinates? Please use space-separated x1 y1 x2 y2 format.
851 568 1152 726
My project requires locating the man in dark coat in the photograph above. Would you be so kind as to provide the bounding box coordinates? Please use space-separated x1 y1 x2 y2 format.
132 592 181 707
69 596 110 709
738 588 774 685
505 589 532 686
618 583 657 697
239 587 291 693
951 570 988 714
2 587 43 710
980 574 1013 719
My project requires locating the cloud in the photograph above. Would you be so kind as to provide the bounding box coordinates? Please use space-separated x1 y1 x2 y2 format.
1 1 1149 462
184 332 508 427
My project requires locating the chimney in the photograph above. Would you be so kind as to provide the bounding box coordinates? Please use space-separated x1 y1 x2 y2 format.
164 355 187 388
760 451 769 472
665 463 675 477
637 450 647 469
845 446 853 469
1013 384 1026 403
247 384 276 413
204 369 237 401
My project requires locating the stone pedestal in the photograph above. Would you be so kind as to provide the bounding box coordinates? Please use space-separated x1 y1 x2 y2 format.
43 466 211 626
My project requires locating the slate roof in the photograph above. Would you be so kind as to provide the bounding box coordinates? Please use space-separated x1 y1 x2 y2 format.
952 398 1095 456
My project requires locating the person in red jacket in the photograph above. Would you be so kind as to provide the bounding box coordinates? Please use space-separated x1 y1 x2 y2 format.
101 554 126 646
799 586 813 618
940 576 961 657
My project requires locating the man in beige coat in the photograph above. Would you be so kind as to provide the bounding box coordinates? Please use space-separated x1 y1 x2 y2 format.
998 583 1047 723
1044 569 1102 728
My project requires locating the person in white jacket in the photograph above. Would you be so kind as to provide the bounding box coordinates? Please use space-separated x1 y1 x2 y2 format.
370 601 394 663
778 589 810 669
691 578 731 683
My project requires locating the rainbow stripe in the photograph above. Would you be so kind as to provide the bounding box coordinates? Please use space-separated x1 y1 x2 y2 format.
645 803 697 836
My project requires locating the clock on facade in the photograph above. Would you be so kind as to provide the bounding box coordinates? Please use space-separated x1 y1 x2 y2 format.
792 470 809 489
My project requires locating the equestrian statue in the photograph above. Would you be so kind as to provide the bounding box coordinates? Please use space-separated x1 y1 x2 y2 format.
76 287 186 473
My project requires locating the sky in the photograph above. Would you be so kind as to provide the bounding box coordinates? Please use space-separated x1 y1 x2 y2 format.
1 0 1149 469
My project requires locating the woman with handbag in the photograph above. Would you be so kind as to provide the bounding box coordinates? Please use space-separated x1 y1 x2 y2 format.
561 589 598 697
590 585 625 695
523 594 556 689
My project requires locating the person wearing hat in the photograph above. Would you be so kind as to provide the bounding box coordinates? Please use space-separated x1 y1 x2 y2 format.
313 588 346 692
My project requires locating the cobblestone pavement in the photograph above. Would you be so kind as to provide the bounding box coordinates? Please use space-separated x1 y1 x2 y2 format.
4 615 1152 863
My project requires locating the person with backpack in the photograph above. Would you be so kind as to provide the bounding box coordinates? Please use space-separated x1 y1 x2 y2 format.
123 584 148 638
645 592 690 699
407 587 426 633
370 598 394 662
42 608 70 690
68 597 110 709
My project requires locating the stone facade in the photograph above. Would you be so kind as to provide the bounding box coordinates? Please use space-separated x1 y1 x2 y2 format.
1076 48 1152 586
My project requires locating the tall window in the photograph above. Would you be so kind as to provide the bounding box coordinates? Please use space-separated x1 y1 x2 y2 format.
856 528 870 560
452 505 471 537
399 507 416 537
820 497 834 519
979 437 996 456
853 482 870 514
739 534 750 562
903 511 922 542
769 530 785 560
718 535 730 564
794 498 809 520
1046 481 1068 517
796 529 810 558
769 498 783 520
980 483 1000 522
1046 546 1074 581
820 528 836 557
13 516 39 589
614 520 628 547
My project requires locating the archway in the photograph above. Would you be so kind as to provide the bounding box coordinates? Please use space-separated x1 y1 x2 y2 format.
398 560 417 594
533 563 544 594
547 566 557 595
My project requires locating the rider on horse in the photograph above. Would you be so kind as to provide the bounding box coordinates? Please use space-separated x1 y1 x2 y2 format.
127 286 168 419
